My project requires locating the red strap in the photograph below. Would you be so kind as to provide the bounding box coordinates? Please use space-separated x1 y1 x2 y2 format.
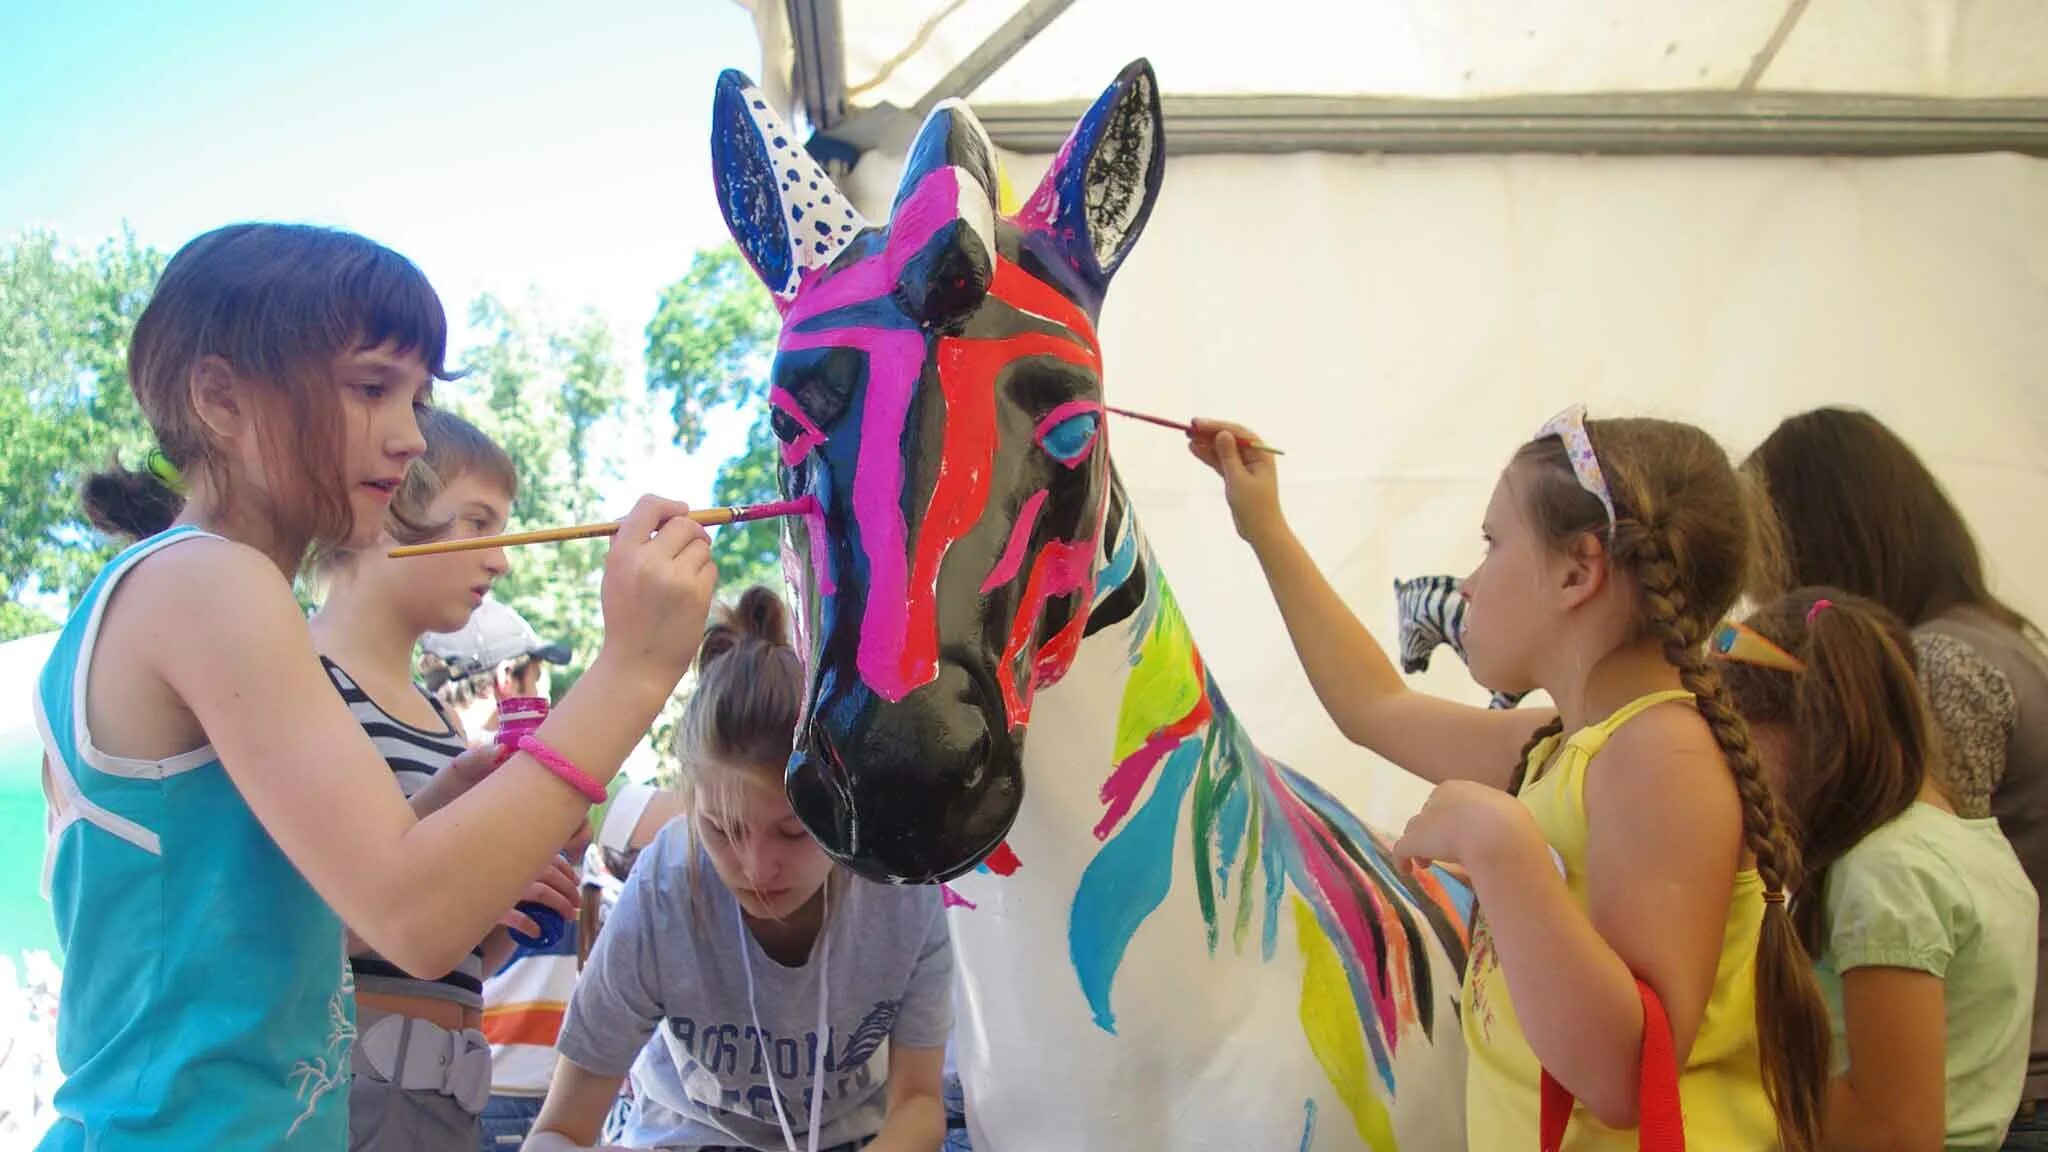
1539 977 1684 1152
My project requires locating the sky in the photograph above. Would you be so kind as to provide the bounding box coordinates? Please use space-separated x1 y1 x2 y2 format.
1 0 768 512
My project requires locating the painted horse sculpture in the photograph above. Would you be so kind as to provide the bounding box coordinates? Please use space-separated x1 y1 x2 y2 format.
709 61 1473 1151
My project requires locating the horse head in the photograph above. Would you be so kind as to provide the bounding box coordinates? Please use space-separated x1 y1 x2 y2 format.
710 60 1164 883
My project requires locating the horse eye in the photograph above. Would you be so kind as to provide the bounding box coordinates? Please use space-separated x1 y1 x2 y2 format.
1038 410 1100 467
771 407 806 445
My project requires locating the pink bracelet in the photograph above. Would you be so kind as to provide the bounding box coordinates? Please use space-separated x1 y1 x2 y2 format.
512 734 608 805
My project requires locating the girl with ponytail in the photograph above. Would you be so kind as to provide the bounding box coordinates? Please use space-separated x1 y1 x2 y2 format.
1194 406 1831 1150
529 586 956 1152
1722 590 2036 1150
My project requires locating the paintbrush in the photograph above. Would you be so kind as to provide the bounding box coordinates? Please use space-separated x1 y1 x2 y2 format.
1105 405 1284 455
388 496 819 558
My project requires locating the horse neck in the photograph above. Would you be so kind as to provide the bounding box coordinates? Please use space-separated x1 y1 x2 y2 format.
1022 468 1266 856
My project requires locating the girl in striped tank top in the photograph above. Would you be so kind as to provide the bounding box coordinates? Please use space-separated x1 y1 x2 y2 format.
309 408 582 1150
38 223 718 1152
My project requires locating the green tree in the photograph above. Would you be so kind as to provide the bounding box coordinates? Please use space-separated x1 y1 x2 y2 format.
643 245 782 589
447 295 625 699
0 230 164 639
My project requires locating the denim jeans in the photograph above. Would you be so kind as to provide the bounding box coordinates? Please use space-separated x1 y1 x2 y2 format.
943 1075 974 1152
477 1095 542 1151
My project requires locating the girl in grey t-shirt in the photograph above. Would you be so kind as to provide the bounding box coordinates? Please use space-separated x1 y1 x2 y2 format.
526 587 954 1152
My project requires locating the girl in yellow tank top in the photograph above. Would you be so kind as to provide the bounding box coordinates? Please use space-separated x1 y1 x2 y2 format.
1195 406 1830 1152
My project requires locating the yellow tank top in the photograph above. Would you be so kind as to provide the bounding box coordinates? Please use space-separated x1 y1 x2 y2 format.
1461 690 1776 1150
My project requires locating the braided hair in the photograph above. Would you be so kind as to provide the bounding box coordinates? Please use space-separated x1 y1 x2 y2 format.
1509 417 1829 1152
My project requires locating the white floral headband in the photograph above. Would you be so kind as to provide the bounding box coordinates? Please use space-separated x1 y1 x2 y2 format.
1536 403 1616 536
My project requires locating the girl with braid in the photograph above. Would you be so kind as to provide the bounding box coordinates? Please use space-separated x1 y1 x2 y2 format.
1193 407 1831 1151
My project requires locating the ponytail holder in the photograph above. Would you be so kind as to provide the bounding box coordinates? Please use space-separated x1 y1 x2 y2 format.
1805 598 1834 625
1762 887 1788 906
144 449 185 492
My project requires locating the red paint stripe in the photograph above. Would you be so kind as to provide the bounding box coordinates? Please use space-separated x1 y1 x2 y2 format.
995 536 1095 728
991 256 1099 351
924 330 1099 717
903 337 1001 687
984 841 1022 875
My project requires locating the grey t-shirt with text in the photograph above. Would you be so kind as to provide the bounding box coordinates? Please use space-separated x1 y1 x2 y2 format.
557 821 953 1150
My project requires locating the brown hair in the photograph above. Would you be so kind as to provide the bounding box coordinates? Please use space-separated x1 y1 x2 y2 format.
676 585 804 785
308 406 517 576
83 223 453 547
1508 417 1829 1152
1745 407 2033 634
1721 589 1936 955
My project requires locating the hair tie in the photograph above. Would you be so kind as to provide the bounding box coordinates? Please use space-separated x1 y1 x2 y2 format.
1805 598 1834 625
1761 887 1788 906
144 448 185 493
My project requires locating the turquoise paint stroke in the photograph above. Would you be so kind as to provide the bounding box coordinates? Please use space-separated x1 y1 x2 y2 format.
1068 735 1202 1032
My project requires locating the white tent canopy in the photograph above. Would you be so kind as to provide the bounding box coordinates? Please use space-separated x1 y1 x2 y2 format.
833 0 2048 103
744 0 2048 159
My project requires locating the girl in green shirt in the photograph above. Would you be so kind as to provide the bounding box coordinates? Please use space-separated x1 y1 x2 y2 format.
1721 589 2038 1151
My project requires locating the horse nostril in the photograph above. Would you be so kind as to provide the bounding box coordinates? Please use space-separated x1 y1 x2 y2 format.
962 730 990 790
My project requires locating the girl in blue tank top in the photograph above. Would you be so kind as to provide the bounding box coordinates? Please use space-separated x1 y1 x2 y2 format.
35 222 720 1152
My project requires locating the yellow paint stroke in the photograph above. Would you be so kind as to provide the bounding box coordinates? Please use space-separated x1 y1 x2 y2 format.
1295 897 1398 1152
1111 585 1201 763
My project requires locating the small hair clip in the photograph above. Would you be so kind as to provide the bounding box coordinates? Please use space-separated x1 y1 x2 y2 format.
1536 404 1616 537
1709 621 1807 674
1805 598 1834 624
1762 887 1788 906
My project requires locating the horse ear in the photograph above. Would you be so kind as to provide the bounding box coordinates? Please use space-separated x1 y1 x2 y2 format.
1016 59 1165 289
710 70 868 305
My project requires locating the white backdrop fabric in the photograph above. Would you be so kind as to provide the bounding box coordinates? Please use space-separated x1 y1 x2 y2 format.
837 145 2048 830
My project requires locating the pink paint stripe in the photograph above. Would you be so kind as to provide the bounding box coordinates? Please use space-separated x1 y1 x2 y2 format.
769 387 827 468
802 498 835 596
1034 399 1101 442
981 489 1047 594
1267 761 1400 1041
783 168 960 330
1094 731 1179 841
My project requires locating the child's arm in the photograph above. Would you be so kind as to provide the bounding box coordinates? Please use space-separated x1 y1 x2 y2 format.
869 1044 947 1152
867 898 955 1151
1405 710 1742 1128
1192 423 1551 788
523 1058 630 1151
1824 967 1946 1152
150 497 711 977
